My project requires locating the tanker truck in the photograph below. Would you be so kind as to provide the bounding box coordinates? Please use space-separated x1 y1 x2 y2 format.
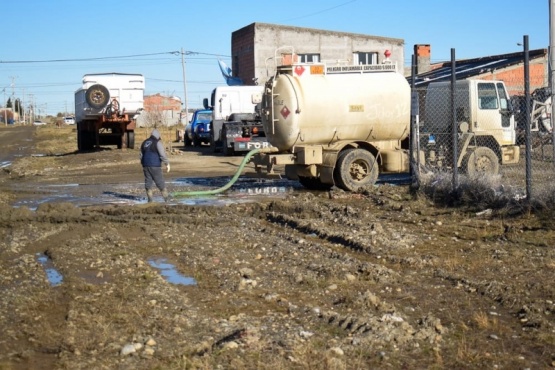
75 73 144 151
251 60 520 191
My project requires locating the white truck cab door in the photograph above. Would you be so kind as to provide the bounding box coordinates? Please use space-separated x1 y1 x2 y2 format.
475 82 515 146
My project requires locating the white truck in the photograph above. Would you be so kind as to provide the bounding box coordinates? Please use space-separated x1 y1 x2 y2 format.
252 58 521 191
419 79 520 174
205 85 270 156
75 73 144 151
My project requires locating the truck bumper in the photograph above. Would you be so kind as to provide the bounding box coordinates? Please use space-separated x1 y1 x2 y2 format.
233 139 273 152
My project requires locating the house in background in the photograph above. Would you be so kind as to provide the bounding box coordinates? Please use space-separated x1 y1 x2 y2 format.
137 93 182 127
231 22 405 87
407 44 548 96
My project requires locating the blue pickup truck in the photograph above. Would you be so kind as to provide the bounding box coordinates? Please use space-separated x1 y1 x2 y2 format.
184 109 212 147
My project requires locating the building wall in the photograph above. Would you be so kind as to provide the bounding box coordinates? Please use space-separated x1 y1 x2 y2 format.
144 94 181 111
232 23 405 86
139 94 182 127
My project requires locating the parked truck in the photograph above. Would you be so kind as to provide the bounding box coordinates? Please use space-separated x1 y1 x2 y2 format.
251 59 521 191
75 73 144 151
205 85 270 156
418 79 519 174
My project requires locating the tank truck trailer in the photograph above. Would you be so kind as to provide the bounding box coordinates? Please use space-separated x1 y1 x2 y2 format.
251 59 521 192
75 73 144 151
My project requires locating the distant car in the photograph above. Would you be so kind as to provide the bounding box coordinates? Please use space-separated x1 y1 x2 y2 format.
33 120 47 126
185 109 212 147
63 117 76 125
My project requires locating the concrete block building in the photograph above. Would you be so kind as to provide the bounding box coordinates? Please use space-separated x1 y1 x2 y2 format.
231 22 405 86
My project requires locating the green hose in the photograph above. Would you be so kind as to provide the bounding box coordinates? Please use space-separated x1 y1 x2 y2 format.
172 148 263 197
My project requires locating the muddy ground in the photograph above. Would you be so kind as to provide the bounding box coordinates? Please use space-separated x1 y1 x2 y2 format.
0 124 554 370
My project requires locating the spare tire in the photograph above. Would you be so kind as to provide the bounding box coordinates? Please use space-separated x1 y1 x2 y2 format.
85 84 110 109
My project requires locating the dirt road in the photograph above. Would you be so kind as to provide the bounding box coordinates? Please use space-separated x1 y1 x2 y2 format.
0 125 554 369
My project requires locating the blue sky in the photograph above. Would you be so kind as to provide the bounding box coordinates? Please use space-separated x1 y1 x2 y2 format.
0 0 549 116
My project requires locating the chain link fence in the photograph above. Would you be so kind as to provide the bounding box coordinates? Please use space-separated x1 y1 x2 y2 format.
411 73 555 210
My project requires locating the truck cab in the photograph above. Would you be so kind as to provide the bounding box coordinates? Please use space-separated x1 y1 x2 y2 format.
205 85 266 155
422 79 519 172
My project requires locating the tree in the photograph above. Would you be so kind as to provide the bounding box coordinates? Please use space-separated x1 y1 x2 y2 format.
14 99 22 114
6 98 12 108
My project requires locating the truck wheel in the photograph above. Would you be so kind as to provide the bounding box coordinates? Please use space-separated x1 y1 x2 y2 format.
85 84 110 109
193 135 200 147
78 130 94 151
334 148 379 191
462 147 499 175
298 176 333 191
210 133 221 153
127 131 135 149
184 134 192 147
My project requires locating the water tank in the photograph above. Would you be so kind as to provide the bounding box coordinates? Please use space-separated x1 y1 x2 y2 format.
262 69 411 151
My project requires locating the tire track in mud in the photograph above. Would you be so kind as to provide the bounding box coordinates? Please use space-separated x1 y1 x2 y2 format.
262 197 555 360
256 201 448 352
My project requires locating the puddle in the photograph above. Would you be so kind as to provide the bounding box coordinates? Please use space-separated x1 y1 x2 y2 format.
0 160 11 168
10 173 412 209
12 177 301 209
36 253 63 286
148 257 196 286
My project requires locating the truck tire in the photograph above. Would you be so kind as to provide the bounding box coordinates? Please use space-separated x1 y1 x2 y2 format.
193 135 200 147
78 130 94 151
127 131 135 149
462 147 499 175
334 148 379 191
298 176 333 191
210 132 221 153
184 134 192 147
85 84 110 109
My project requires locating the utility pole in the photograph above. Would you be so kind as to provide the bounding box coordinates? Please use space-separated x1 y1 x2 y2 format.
181 47 189 124
22 88 25 124
550 0 555 163
29 94 34 123
2 88 6 126
10 76 17 124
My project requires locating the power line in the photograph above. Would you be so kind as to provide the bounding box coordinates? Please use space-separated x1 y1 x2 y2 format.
0 50 231 64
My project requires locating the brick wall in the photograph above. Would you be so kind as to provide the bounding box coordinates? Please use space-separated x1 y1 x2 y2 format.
476 59 547 96
231 24 256 85
144 94 181 111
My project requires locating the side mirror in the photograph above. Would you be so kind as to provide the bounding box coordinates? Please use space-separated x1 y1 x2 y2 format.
203 98 209 110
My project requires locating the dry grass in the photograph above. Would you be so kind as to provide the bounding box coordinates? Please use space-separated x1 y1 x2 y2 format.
416 170 555 216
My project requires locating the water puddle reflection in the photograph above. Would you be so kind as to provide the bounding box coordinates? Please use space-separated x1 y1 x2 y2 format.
148 257 196 286
36 252 63 286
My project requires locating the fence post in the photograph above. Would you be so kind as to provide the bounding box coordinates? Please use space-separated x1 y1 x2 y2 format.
410 54 420 189
523 35 532 204
451 48 459 191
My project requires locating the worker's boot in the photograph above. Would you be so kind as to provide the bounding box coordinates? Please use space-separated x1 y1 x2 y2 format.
162 189 169 203
146 189 154 203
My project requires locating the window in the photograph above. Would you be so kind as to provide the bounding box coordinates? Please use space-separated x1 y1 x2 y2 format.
297 53 320 63
478 83 499 110
496 82 509 110
353 52 378 65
